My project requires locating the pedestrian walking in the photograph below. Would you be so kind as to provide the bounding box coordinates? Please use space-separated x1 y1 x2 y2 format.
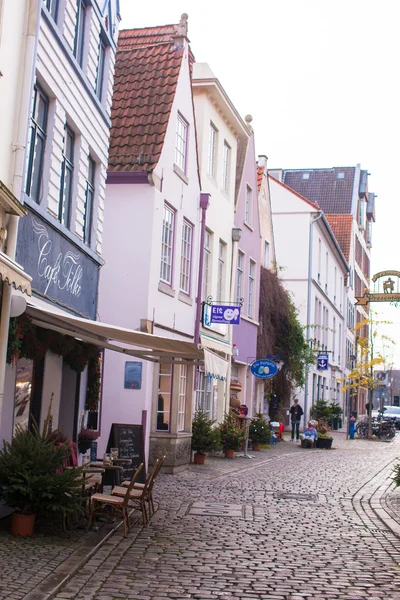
290 398 303 441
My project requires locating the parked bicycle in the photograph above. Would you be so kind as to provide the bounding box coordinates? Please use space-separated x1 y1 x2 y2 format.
356 417 396 441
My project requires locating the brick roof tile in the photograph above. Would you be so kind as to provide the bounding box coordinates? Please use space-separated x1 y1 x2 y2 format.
257 166 264 193
325 214 353 262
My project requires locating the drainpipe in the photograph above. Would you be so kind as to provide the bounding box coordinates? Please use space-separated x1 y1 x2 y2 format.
225 227 242 414
0 0 40 430
303 210 323 428
194 193 211 345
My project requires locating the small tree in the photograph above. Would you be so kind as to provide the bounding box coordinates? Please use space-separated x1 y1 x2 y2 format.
218 411 247 451
191 410 220 455
249 413 270 445
310 398 332 422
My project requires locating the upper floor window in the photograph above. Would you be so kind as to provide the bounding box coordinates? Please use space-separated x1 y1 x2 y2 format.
216 240 226 302
95 39 106 100
222 141 231 192
248 259 255 318
83 156 95 245
180 220 193 294
264 241 270 268
59 125 74 227
202 230 211 301
207 123 217 178
160 204 175 285
43 0 58 20
236 251 244 305
175 114 188 172
74 0 86 67
25 85 48 203
245 184 252 224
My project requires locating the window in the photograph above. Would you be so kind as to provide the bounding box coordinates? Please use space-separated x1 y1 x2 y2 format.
44 0 58 20
332 317 336 360
216 241 226 302
83 156 95 244
222 141 230 192
59 125 74 227
25 85 48 203
95 39 106 100
196 371 213 419
318 239 321 281
160 204 175 284
180 220 193 294
325 251 328 291
207 123 217 178
175 114 188 172
157 364 172 431
202 230 211 301
236 251 244 305
248 259 255 318
74 0 86 67
337 172 345 179
178 365 187 431
264 241 270 268
245 185 252 224
302 172 310 180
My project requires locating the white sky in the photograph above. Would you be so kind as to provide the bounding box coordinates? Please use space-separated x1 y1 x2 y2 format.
118 0 400 366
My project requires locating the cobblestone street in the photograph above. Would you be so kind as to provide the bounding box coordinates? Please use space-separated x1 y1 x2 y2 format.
4 434 400 600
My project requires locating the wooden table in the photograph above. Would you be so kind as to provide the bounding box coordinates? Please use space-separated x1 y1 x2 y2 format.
90 461 124 488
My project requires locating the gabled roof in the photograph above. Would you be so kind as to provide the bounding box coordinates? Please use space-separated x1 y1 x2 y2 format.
268 173 320 210
281 167 356 214
325 214 353 262
109 26 186 173
257 166 264 193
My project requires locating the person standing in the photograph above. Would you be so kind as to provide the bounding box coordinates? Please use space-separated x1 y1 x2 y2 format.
290 399 304 441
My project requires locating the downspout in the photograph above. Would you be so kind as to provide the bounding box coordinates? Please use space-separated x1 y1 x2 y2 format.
0 0 40 430
303 210 323 428
225 228 241 414
194 193 210 345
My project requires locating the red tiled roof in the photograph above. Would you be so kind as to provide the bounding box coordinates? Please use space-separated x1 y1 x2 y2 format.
268 174 320 210
257 166 264 193
109 21 193 173
325 214 353 261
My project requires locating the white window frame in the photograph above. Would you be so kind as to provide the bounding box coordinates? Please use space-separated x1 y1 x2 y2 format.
264 241 270 268
196 371 213 419
202 229 211 301
207 123 217 178
175 113 188 173
160 204 175 285
217 240 226 302
236 251 244 305
157 364 172 432
245 184 252 225
248 259 255 318
178 364 187 431
222 141 231 192
180 220 193 294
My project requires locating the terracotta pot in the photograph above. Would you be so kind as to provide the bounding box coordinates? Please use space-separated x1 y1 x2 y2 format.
10 512 35 537
252 443 261 451
193 452 206 465
224 448 235 459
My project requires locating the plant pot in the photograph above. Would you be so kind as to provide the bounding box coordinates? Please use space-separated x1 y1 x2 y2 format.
332 417 339 430
193 452 206 465
224 448 235 459
10 512 35 537
316 437 333 449
78 440 93 454
252 443 261 451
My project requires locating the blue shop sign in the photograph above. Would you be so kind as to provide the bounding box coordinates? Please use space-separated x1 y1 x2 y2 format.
209 304 241 325
16 208 100 319
250 359 279 379
317 353 329 370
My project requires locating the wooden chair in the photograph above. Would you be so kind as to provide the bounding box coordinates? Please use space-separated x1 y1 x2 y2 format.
87 463 143 537
120 455 166 517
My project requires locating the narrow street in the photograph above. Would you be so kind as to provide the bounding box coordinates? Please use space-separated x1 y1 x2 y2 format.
43 435 400 600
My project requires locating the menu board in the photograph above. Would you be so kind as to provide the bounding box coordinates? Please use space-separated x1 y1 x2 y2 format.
107 423 145 483
124 362 142 389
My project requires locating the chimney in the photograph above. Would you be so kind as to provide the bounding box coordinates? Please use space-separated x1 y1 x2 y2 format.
258 155 268 169
173 13 188 49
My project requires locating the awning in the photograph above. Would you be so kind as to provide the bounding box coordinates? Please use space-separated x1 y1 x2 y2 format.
200 332 232 356
25 296 203 363
0 252 31 295
203 348 228 381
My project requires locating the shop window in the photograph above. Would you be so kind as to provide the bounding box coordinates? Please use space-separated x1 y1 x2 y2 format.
157 364 172 431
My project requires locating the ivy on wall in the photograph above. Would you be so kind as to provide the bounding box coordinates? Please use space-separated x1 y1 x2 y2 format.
85 352 102 412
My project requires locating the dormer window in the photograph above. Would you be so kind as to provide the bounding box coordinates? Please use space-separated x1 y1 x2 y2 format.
337 172 345 179
302 173 310 180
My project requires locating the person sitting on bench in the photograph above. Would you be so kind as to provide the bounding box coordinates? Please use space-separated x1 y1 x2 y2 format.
299 422 318 447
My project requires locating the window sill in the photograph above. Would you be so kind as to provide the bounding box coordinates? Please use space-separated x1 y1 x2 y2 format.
240 314 260 326
244 221 253 231
173 164 189 185
178 291 193 306
158 281 175 297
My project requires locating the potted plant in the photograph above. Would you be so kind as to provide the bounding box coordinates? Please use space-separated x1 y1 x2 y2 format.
77 427 99 454
315 421 333 449
218 411 247 458
191 410 220 465
0 424 84 536
249 413 270 450
329 402 343 430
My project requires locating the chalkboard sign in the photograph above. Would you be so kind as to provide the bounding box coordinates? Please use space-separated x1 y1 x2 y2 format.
107 423 145 483
90 442 98 463
124 362 142 389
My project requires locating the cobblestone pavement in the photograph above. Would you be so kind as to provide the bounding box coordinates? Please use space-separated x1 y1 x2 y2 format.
46 433 400 600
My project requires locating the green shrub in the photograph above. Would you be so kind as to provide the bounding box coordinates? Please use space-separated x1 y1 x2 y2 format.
218 411 247 451
249 413 270 444
191 410 220 455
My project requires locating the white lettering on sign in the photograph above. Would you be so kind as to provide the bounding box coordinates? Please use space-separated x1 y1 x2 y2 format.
32 216 82 298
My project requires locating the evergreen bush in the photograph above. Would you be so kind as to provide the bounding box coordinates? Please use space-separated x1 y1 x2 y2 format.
218 411 247 451
191 410 220 455
249 413 270 444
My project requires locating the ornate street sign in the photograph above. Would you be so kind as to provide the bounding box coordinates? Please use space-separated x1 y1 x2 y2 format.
356 271 400 306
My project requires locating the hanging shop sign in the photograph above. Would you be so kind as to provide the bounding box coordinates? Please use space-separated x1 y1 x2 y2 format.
16 207 100 319
317 353 328 370
209 304 241 325
250 359 278 379
356 271 400 306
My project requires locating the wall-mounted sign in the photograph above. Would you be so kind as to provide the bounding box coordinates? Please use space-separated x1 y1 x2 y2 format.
16 208 100 319
124 362 142 389
317 353 328 370
208 304 241 325
250 359 278 379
